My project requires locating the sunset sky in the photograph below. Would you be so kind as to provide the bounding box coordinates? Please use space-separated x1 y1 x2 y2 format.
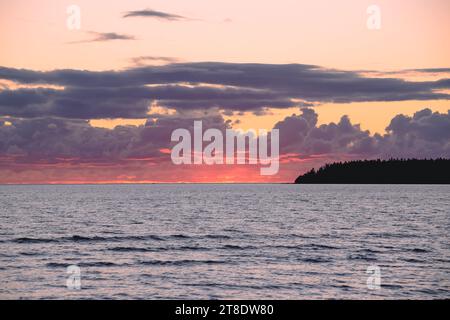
1 0 449 183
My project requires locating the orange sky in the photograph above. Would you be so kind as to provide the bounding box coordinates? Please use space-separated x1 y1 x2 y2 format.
2 0 449 132
0 0 449 183
1 0 449 70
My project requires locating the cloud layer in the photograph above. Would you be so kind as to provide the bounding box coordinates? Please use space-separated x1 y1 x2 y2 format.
1 62 448 182
275 108 450 159
0 62 449 119
1 108 449 183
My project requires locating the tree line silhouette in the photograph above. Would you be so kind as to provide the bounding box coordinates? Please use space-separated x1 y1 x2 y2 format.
295 159 450 184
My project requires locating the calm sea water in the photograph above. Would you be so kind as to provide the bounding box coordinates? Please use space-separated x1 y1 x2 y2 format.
0 184 449 299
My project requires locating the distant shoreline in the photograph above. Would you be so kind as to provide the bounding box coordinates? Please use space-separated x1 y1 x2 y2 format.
295 159 450 184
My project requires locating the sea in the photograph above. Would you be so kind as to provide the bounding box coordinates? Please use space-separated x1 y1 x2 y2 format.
0 184 449 299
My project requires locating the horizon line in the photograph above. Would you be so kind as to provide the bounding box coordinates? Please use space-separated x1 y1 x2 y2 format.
0 182 292 186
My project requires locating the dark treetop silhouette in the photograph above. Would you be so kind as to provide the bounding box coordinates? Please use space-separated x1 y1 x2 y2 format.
295 159 450 184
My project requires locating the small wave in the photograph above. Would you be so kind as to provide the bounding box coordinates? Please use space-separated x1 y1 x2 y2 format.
400 257 426 263
288 234 315 239
70 235 108 242
185 283 294 290
358 248 383 254
221 244 258 250
407 248 430 253
205 235 232 240
10 233 234 244
306 243 340 250
79 261 120 267
170 234 191 239
69 235 164 242
13 237 56 244
107 246 157 253
108 245 210 253
46 262 70 268
366 232 420 239
19 251 43 256
347 253 378 261
297 256 332 263
270 243 339 250
221 228 245 233
177 246 210 251
10 234 165 244
139 259 229 266
382 284 404 290
47 261 121 268
416 288 444 295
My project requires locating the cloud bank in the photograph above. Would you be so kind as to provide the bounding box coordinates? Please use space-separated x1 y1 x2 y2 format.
1 108 449 183
0 62 449 119
275 108 450 159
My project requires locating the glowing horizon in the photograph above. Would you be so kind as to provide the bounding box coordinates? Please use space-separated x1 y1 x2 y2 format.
0 0 449 183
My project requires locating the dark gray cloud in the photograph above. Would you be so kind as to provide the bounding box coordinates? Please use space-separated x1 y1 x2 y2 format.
0 62 449 119
69 32 136 44
381 108 450 158
274 108 450 159
0 113 229 164
123 9 187 21
1 109 448 167
0 85 291 119
274 108 373 155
